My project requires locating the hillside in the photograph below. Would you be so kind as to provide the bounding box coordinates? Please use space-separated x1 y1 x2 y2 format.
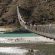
0 0 55 27
0 0 19 27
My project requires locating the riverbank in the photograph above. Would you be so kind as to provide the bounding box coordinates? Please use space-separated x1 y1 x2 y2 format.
0 25 17 32
0 34 54 44
0 44 55 55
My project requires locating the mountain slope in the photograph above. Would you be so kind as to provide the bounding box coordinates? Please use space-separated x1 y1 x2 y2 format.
0 0 55 27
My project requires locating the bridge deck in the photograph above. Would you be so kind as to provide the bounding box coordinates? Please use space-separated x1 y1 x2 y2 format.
17 6 55 39
27 24 55 39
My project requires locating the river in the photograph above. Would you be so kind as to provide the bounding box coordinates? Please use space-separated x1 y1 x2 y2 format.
0 32 54 43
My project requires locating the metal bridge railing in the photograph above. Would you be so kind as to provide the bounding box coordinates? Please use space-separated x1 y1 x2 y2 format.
27 23 55 35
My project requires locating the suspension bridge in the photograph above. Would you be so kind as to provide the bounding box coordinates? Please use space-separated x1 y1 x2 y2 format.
17 6 55 40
